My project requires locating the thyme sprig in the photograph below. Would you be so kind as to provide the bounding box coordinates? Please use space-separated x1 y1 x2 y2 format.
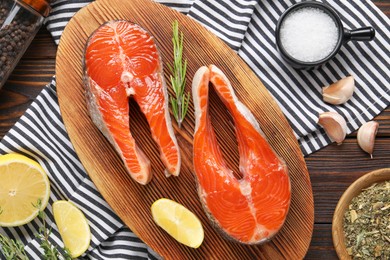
33 199 72 260
0 206 28 260
168 20 190 128
0 234 28 260
0 199 72 259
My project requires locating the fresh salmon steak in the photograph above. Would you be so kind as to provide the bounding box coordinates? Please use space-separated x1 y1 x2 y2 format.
192 65 291 244
83 20 181 185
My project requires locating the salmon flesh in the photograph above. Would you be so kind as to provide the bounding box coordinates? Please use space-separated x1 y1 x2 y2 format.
192 65 291 244
83 20 181 185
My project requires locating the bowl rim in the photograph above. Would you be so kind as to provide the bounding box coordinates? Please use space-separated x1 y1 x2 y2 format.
332 168 390 259
275 1 344 68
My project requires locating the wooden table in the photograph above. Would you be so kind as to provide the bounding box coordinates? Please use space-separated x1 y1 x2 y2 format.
0 2 388 259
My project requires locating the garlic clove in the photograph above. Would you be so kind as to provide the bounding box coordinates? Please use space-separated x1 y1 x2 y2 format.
357 121 379 159
322 76 355 105
318 111 348 145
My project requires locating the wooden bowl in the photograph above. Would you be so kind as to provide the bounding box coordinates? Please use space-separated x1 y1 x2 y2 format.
332 168 390 259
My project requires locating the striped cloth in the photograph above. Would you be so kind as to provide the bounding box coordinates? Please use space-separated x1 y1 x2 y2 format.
0 0 389 259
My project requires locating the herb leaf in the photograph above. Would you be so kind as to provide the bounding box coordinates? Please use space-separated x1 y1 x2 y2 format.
0 234 28 260
0 201 73 260
169 20 190 128
33 199 72 260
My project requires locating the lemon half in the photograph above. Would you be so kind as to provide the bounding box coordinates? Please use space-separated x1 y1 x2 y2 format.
0 153 50 227
53 200 91 258
151 198 204 248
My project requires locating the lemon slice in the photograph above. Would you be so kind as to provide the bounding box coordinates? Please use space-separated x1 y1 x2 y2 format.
0 153 50 227
53 200 91 258
151 198 204 248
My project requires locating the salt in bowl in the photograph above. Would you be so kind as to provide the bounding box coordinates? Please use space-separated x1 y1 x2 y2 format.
275 1 375 70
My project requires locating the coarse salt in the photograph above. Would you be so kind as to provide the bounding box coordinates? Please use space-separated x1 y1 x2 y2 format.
280 7 339 62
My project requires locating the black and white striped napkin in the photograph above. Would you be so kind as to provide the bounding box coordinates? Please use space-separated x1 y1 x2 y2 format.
1 0 389 259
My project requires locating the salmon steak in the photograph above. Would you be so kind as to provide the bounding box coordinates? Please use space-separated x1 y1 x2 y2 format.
192 65 291 244
83 20 181 185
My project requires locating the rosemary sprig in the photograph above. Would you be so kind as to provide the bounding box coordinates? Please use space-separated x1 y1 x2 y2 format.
168 20 190 128
0 234 28 260
33 199 72 260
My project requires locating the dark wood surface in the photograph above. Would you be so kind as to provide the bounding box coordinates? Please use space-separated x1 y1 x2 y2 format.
0 1 388 259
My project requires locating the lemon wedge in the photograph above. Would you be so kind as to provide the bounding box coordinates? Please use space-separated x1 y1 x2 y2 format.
0 153 50 227
52 200 91 258
151 198 204 248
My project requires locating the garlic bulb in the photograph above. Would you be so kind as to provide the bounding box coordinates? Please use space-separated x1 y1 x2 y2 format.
318 111 348 145
322 76 355 105
357 121 379 159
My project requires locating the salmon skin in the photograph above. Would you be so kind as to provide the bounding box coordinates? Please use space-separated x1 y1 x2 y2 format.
83 20 181 185
192 65 291 244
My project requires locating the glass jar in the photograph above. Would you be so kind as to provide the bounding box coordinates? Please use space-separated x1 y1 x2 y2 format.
0 0 51 89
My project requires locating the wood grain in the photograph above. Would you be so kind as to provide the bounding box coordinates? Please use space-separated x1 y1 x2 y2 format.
56 0 313 259
0 1 388 260
0 28 56 137
307 140 390 223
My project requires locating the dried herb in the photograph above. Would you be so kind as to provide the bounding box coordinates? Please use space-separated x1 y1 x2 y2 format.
343 181 390 259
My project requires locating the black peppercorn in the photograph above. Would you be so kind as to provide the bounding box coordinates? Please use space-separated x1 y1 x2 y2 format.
0 0 51 86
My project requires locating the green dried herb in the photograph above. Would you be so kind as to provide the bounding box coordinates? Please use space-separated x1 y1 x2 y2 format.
343 181 390 259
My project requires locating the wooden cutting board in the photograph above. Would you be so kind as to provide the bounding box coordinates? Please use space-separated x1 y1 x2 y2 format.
56 0 314 258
